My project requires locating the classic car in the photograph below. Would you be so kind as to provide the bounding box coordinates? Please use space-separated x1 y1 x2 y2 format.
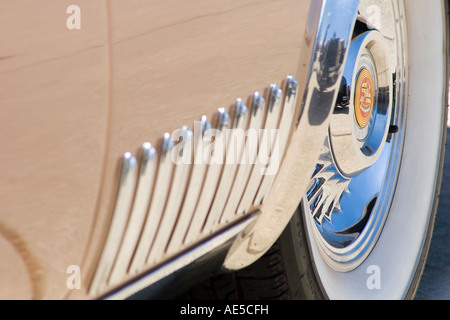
0 0 447 300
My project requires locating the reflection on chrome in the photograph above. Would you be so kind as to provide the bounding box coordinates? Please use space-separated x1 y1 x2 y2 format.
307 28 394 251
129 133 175 274
184 108 231 244
109 143 157 286
236 84 283 214
203 100 248 234
219 93 266 225
90 76 302 296
166 117 211 256
90 152 138 295
224 0 361 271
329 30 393 177
254 76 299 205
303 0 407 273
147 127 193 265
306 140 350 226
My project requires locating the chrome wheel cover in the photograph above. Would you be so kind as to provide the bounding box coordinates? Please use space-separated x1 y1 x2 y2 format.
305 3 404 272
303 0 447 298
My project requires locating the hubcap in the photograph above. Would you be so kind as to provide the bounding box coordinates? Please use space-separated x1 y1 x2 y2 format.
305 26 404 271
330 30 393 177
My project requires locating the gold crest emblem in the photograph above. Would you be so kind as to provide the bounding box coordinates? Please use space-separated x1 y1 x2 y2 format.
354 68 374 128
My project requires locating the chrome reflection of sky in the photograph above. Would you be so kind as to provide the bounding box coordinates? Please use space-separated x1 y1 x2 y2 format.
310 139 391 248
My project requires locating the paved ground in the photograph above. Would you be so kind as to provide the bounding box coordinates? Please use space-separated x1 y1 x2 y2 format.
415 128 450 300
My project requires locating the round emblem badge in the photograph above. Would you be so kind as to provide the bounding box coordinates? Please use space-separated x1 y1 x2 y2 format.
354 68 374 128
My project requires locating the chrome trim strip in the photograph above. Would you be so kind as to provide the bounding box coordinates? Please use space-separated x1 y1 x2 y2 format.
277 76 299 156
202 100 248 234
147 127 193 265
129 134 175 274
219 92 266 225
89 153 138 296
166 117 211 255
253 76 299 205
104 212 259 300
91 77 305 296
236 84 283 214
109 143 157 286
184 108 230 245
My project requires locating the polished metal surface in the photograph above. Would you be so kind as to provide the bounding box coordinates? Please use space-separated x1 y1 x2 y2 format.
147 127 193 265
306 139 351 226
254 76 299 205
236 84 283 214
109 143 157 286
301 0 448 299
184 108 230 245
219 93 266 225
329 30 393 177
91 0 362 294
304 2 407 272
91 0 361 296
85 0 446 299
89 153 138 296
166 117 211 255
202 100 248 234
104 213 259 300
224 0 360 270
89 77 303 296
129 134 175 274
